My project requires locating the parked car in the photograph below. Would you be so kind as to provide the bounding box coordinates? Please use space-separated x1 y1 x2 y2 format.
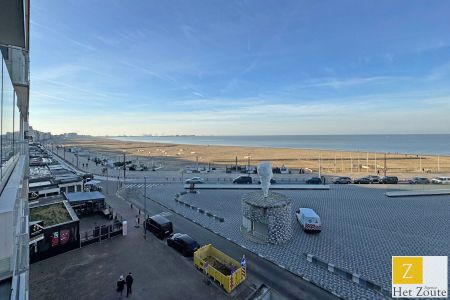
353 177 371 184
296 208 321 233
185 177 205 184
379 176 398 184
305 177 322 184
332 176 352 184
233 176 252 184
408 177 430 184
257 179 276 184
366 175 381 183
145 214 173 239
167 233 200 257
431 176 450 184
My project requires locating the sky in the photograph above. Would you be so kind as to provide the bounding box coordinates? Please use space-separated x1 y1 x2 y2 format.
30 0 450 136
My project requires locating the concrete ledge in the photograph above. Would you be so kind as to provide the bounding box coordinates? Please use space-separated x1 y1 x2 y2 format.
304 253 391 297
173 193 225 222
184 184 330 190
386 189 450 197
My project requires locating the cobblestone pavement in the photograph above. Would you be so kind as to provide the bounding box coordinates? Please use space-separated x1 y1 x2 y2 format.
123 184 450 299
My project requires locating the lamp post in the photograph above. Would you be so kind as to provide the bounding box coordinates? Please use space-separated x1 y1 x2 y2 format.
106 168 109 195
123 152 126 180
144 176 147 239
318 155 322 178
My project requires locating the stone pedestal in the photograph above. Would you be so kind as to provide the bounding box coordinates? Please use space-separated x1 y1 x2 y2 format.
241 191 292 244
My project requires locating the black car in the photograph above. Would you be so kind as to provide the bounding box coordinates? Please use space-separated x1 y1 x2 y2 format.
257 179 276 184
353 177 371 184
145 214 173 239
167 233 200 257
408 177 430 184
379 176 398 184
332 176 352 184
305 177 322 184
233 176 252 184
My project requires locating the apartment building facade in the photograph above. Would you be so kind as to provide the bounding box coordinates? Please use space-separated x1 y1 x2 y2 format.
0 1 31 299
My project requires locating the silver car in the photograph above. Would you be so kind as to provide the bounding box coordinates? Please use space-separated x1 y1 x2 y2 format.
185 177 205 184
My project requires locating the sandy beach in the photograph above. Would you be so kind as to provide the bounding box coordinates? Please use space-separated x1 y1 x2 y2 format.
52 136 450 177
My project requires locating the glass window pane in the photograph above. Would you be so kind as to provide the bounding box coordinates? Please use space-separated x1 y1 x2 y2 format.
2 56 15 176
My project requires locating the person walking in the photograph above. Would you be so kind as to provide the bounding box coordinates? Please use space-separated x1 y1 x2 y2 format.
125 272 134 297
117 275 125 298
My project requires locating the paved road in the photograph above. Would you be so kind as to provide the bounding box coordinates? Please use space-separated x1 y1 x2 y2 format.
106 181 338 300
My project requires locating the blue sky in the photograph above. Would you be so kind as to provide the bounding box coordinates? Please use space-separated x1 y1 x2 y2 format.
30 1 450 135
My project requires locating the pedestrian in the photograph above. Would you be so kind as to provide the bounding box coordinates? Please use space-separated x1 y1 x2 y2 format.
135 215 140 228
117 275 125 298
125 272 134 297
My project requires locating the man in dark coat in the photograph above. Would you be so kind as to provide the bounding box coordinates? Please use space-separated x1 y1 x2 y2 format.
117 275 125 298
125 272 134 297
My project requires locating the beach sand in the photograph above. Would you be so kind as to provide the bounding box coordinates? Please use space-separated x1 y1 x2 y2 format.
54 137 450 176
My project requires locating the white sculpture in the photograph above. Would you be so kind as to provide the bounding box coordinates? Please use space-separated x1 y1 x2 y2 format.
257 162 273 197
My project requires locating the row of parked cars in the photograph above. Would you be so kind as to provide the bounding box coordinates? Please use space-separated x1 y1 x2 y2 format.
186 175 450 185
145 214 200 257
333 175 399 184
332 175 450 184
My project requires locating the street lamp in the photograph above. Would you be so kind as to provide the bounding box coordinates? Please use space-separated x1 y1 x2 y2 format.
106 168 109 195
144 176 147 239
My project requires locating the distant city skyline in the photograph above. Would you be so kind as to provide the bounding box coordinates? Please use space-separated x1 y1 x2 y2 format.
30 1 450 135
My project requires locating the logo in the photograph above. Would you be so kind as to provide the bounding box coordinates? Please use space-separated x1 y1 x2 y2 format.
392 256 447 298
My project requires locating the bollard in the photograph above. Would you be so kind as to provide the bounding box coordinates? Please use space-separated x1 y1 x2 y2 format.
328 263 335 273
122 220 128 236
352 273 360 284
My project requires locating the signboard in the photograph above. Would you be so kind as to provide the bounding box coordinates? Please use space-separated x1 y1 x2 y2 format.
60 229 70 245
51 232 59 247
241 255 246 278
29 221 44 244
28 191 39 200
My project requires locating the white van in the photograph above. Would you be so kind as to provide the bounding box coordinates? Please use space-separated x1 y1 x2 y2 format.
296 208 322 233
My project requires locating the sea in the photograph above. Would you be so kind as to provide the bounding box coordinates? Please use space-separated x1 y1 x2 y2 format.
110 134 450 155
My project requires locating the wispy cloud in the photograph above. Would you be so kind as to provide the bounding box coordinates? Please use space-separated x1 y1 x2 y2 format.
288 76 410 90
31 20 96 51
